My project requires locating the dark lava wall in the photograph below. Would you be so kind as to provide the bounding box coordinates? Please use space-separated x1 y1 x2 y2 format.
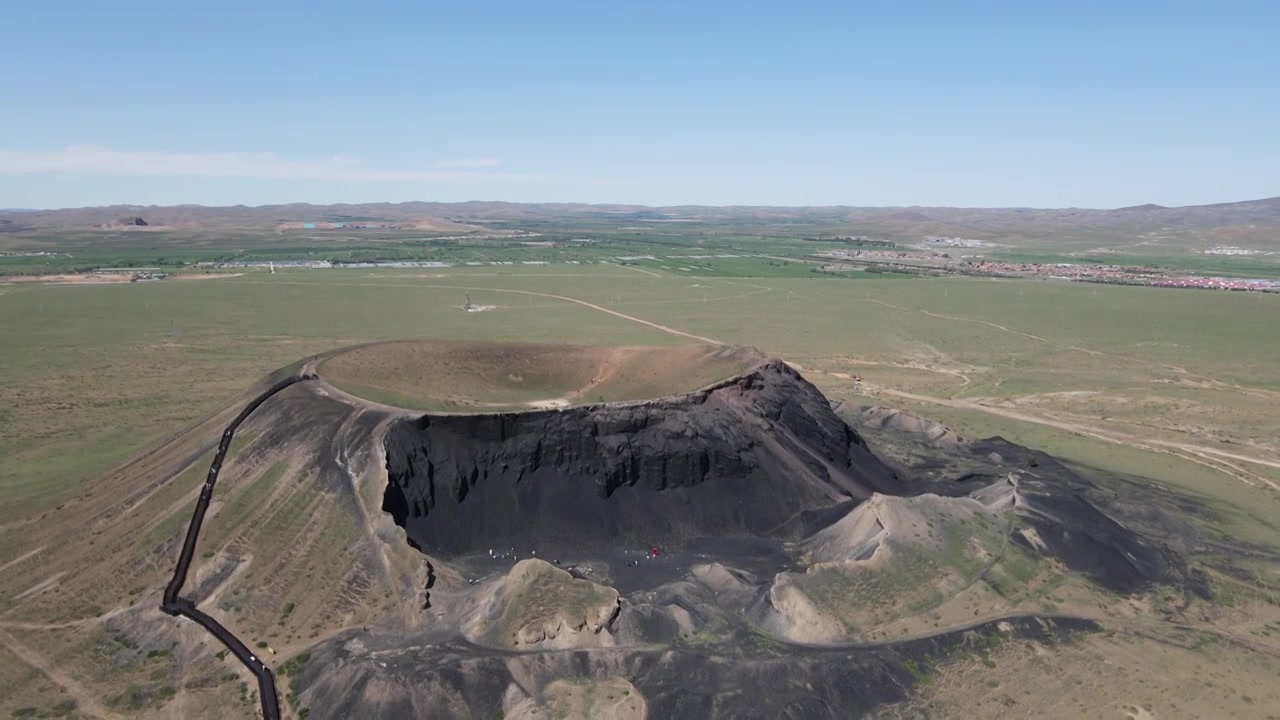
382 361 900 555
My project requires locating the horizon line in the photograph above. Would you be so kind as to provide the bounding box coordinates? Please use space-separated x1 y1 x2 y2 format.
5 195 1278 215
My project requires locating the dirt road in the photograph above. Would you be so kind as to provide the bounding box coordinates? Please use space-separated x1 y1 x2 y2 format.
417 282 724 345
866 386 1280 490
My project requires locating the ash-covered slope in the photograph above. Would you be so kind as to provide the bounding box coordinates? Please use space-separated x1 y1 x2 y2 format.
382 361 901 555
982 438 1206 595
844 405 1211 596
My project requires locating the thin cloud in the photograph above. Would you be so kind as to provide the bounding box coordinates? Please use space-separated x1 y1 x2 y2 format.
434 158 501 169
0 146 556 184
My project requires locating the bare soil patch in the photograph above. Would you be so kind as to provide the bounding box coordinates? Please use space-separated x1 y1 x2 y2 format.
1 273 138 285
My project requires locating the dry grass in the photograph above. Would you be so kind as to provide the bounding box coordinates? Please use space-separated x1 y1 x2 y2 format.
884 630 1280 719
0 384 425 718
320 341 761 411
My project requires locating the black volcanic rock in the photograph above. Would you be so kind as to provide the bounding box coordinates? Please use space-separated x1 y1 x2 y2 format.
953 437 1200 595
382 361 900 555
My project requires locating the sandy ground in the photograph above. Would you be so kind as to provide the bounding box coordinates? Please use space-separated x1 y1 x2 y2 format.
1 273 139 284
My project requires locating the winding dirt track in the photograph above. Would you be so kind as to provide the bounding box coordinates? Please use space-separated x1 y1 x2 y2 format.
414 282 722 345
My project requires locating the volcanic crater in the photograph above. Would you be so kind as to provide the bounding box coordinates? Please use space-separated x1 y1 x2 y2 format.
362 342 904 560
135 340 1221 718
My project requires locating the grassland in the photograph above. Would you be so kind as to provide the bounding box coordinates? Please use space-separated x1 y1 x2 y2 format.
3 263 1278 540
1 221 1278 717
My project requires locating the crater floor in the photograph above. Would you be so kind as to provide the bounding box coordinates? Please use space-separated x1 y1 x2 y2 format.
319 341 764 412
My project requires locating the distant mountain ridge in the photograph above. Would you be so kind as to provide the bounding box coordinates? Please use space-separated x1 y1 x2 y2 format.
2 196 1278 244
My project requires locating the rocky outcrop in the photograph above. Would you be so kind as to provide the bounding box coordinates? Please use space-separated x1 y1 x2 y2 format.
463 559 619 649
849 405 965 448
382 360 900 555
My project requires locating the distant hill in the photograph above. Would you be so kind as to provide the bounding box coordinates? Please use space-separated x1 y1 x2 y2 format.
2 197 1278 247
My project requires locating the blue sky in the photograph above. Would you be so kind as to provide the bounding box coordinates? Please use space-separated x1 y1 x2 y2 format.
1 1 1276 209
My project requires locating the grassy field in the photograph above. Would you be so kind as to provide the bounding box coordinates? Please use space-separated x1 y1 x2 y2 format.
2 247 1279 717
0 222 858 276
